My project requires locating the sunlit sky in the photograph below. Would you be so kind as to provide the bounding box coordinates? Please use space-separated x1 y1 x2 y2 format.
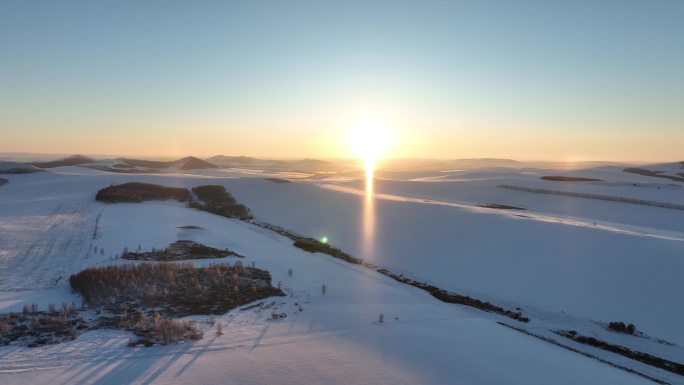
1 1 682 161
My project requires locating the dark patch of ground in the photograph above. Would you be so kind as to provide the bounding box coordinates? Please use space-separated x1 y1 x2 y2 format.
477 203 526 210
178 225 204 229
0 178 7 186
541 176 602 182
265 178 291 184
122 240 243 261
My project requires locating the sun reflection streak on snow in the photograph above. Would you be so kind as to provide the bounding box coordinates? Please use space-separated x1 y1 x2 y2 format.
362 161 376 259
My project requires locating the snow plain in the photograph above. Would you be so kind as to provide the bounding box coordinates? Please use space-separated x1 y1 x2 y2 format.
0 162 683 385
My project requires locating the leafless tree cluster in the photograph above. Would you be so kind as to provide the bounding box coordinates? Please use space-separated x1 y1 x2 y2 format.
69 262 284 316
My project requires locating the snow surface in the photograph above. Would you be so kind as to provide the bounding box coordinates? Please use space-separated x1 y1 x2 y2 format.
0 164 682 385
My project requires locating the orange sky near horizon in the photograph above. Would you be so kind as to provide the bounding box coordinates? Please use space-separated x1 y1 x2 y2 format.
2 2 682 163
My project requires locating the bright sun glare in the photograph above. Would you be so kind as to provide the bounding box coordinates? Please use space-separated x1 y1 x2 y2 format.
347 119 395 170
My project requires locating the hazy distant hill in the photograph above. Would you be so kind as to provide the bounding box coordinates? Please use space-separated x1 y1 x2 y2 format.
207 155 339 172
206 155 264 165
174 156 219 170
623 161 684 182
380 158 522 171
32 155 94 168
114 156 220 170
0 161 43 174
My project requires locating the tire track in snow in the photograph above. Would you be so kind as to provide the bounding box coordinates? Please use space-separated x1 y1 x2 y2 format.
0 202 95 290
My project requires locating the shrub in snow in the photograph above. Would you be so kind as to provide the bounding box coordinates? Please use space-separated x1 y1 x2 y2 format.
151 319 202 344
608 321 637 335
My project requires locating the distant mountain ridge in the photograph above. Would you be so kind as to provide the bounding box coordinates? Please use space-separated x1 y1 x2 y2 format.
0 161 43 174
206 155 338 172
32 155 94 168
30 155 219 171
120 156 219 170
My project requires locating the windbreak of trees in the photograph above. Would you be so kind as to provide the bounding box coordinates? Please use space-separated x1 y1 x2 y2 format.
499 184 684 210
189 185 252 220
95 182 252 219
96 182 192 203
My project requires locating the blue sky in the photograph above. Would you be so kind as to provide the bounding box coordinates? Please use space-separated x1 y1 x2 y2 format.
1 0 682 160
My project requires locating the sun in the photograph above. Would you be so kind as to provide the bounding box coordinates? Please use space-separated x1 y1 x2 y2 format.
346 119 395 170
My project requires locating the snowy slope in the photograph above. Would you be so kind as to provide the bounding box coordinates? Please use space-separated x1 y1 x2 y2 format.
0 194 657 385
0 167 682 384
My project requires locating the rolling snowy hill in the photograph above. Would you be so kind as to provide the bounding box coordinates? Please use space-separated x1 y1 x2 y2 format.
0 162 682 385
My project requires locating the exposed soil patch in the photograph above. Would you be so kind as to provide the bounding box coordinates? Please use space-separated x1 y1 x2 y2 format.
0 178 7 186
541 176 602 182
122 240 243 261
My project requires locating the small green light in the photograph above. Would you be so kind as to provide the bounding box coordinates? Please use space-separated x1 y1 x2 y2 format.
320 236 328 244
